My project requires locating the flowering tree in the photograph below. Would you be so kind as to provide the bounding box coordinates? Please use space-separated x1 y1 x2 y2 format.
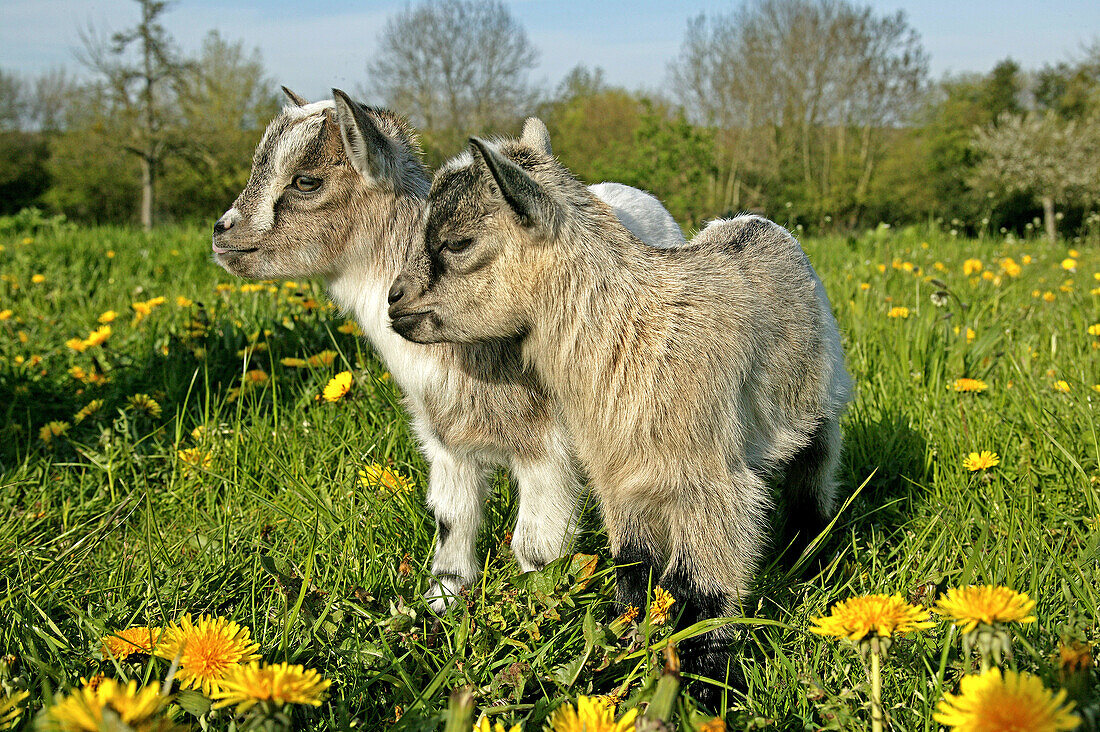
970 111 1100 242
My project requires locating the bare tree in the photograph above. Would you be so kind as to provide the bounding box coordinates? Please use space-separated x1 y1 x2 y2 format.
971 111 1100 242
78 0 190 229
366 0 539 152
669 0 928 223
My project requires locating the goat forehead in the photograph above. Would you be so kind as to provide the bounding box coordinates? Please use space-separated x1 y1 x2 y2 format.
427 168 485 232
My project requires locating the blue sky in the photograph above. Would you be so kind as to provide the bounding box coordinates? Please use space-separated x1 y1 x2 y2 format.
2 1 1098 101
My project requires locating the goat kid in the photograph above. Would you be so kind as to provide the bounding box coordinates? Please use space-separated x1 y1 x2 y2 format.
211 88 685 611
388 129 852 694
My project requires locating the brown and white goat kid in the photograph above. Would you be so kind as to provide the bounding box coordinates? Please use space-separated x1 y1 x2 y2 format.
211 88 685 611
388 131 852 692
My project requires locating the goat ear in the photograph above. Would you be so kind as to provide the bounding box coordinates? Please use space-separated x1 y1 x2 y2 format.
469 137 557 234
332 88 405 191
519 117 552 155
281 86 309 107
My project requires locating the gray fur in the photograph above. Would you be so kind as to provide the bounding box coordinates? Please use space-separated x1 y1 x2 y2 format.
390 132 852 686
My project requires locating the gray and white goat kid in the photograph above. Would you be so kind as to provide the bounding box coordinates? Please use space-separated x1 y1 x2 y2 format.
211 88 685 611
388 132 851 692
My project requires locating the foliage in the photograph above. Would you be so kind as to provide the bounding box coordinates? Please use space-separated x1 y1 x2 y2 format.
2 223 1100 729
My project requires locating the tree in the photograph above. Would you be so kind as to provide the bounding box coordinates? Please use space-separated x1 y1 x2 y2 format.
366 0 539 160
970 112 1100 242
78 0 190 229
669 0 928 226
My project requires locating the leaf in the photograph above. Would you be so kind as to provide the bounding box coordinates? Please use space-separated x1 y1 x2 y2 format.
175 689 212 717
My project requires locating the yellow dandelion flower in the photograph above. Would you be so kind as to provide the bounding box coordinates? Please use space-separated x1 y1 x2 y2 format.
97 310 117 324
31 273 45 284
175 296 193 307
981 271 994 281
859 282 871 291
698 719 726 732
154 614 261 695
39 421 70 444
963 258 982 276
66 337 87 352
323 371 353 402
82 325 111 348
306 350 337 367
1061 258 1077 271
101 626 162 660
1 690 29 730
240 283 266 294
280 357 308 368
47 678 168 732
963 451 1000 472
547 695 638 732
177 447 213 472
1000 258 1021 277
649 586 676 626
615 605 640 626
474 717 522 732
1052 380 1070 393
210 662 331 713
1069 249 1080 258
1043 292 1056 303
359 463 415 494
128 393 162 417
887 306 910 319
1088 324 1100 337
934 668 1079 732
809 593 933 641
282 281 300 289
106 250 115 258
953 378 988 393
73 399 104 424
934 586 1036 634
0 309 12 321
245 369 269 383
337 321 361 335
966 327 976 343
215 283 235 294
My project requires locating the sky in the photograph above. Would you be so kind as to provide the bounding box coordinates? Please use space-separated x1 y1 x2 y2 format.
2 0 1098 102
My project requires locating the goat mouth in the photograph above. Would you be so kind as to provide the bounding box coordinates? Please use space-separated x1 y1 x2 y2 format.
389 310 434 339
212 243 259 255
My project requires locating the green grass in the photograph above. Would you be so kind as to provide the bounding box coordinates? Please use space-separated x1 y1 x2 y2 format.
1 221 1098 730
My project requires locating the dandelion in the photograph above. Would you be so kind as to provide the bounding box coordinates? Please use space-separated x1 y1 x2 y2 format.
66 337 87 352
1061 258 1077 271
322 371 353 402
810 593 933 642
280 357 308 368
1 690 29 730
32 274 45 284
83 325 111 348
934 668 1079 732
1043 291 1056 303
127 393 162 417
963 451 1000 472
337 321 361 335
210 662 331 713
101 626 162 660
177 447 213 472
359 463 415 495
649 586 676 626
953 378 988 393
698 719 726 732
615 605 640 626
1000 258 1022 277
98 310 117 324
240 283 266 294
934 586 1036 634
887 306 910 319
1053 380 1070 393
966 327 976 343
244 369 269 383
859 283 871 291
215 283 235 294
474 717 522 732
306 350 337 367
39 421 70 444
0 309 11 320
963 258 982 276
73 399 104 424
154 613 261 695
175 296 193 307
547 695 638 732
131 296 166 324
1088 324 1100 336
46 678 169 732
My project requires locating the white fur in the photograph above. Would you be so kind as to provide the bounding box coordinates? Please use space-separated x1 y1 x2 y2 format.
588 183 686 248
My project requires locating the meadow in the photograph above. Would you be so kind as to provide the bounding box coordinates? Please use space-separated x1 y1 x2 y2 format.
0 213 1098 731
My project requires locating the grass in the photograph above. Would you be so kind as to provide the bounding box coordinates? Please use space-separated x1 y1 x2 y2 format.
1 220 1098 730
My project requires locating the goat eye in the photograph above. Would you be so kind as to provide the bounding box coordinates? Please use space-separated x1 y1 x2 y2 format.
292 175 321 192
443 238 473 253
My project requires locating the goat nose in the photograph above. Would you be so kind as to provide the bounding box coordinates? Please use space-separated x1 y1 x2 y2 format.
387 281 406 305
213 216 233 234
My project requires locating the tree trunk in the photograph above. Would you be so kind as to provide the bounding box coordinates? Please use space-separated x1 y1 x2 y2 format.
1042 195 1056 244
140 156 154 231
